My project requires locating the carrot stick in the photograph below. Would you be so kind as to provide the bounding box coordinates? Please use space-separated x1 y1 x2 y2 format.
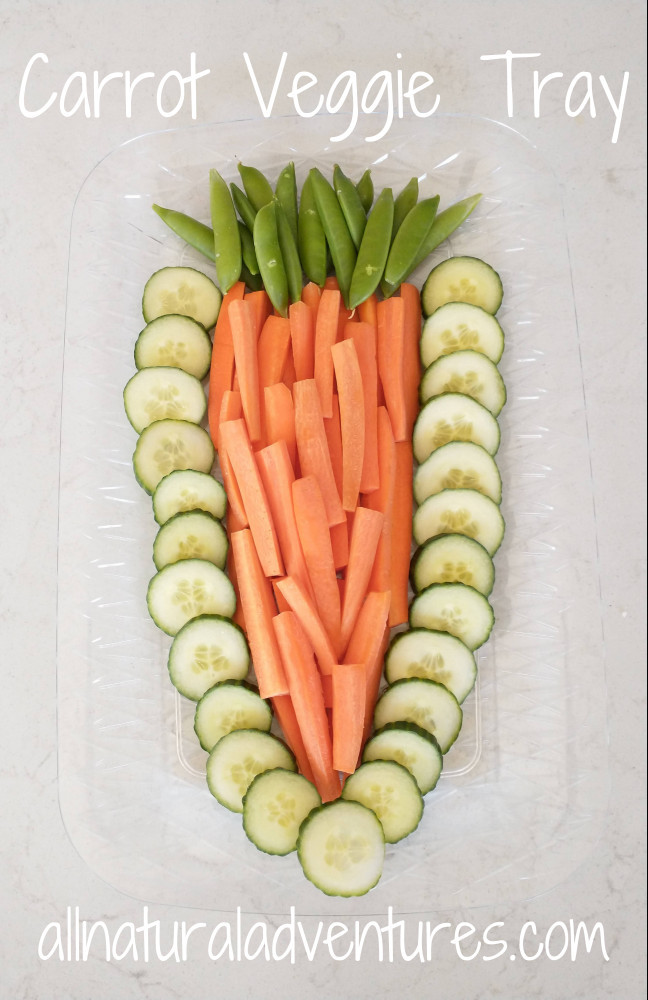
218 390 248 528
357 292 377 329
331 663 365 774
301 282 322 311
289 300 315 381
230 529 288 698
321 673 334 710
343 321 379 494
339 506 384 654
207 281 245 447
343 590 391 739
275 575 338 676
399 282 422 435
272 612 341 801
329 519 349 571
313 288 341 418
256 439 312 599
219 418 284 577
272 579 292 614
293 379 345 527
271 694 316 784
263 382 297 471
258 314 291 389
365 406 396 593
331 338 365 512
227 539 246 631
376 296 407 441
323 394 343 499
292 475 341 652
324 275 339 290
389 440 414 626
229 298 262 443
282 348 297 392
244 288 272 338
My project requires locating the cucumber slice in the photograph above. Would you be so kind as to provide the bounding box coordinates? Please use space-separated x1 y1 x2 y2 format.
422 256 503 316
168 614 250 701
153 510 228 571
341 760 423 844
413 441 502 505
123 366 206 434
206 729 296 813
194 680 272 752
153 469 227 525
142 266 222 328
384 628 477 704
297 800 384 897
134 314 212 380
413 487 505 555
420 302 505 367
420 350 506 417
146 558 236 636
133 419 214 494
362 723 443 795
412 393 500 464
411 533 494 596
243 769 321 856
409 582 494 651
373 678 463 754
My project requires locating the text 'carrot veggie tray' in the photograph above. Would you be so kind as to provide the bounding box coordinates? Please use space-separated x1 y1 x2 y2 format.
124 161 507 897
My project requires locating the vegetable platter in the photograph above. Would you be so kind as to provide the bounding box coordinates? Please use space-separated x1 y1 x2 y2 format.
57 114 607 913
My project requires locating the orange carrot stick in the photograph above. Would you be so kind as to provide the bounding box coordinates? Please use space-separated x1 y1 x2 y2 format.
329 519 349 571
357 292 377 329
331 663 366 774
343 321 379 494
343 590 391 739
282 348 297 392
376 296 407 441
271 694 316 784
321 673 334 710
389 440 414 626
263 382 297 470
331 338 365 512
272 579 292 614
229 298 262 443
323 394 343 499
258 314 291 388
207 281 245 447
292 475 341 652
339 506 384 654
256 439 312 600
230 529 288 698
275 575 338 676
365 406 396 593
293 379 345 527
219 418 284 578
272 612 341 801
218 390 248 528
313 288 341 418
244 288 272 338
301 281 322 311
289 300 316 381
400 282 422 435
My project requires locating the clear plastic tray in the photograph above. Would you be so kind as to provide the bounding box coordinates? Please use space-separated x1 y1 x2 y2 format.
57 113 608 914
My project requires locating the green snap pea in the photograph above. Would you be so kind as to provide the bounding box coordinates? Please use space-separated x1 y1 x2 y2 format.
230 183 257 233
382 195 440 294
152 204 216 262
238 163 274 213
253 201 289 317
298 173 327 287
413 193 483 268
309 167 357 306
240 262 264 292
392 177 419 239
355 169 374 213
348 187 394 309
275 162 299 245
238 221 259 275
209 168 242 293
275 200 303 306
333 164 367 251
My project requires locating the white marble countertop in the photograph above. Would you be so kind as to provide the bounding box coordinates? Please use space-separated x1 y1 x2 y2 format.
0 2 645 997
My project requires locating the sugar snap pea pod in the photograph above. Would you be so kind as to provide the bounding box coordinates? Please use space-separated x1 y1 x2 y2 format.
392 177 419 239
382 195 440 296
238 221 259 275
298 173 327 287
348 187 394 309
275 199 303 305
356 169 374 213
253 201 289 317
209 168 242 293
413 193 483 268
309 167 357 306
238 163 274 213
152 204 216 262
333 164 367 250
230 183 257 233
240 262 264 292
275 162 299 244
